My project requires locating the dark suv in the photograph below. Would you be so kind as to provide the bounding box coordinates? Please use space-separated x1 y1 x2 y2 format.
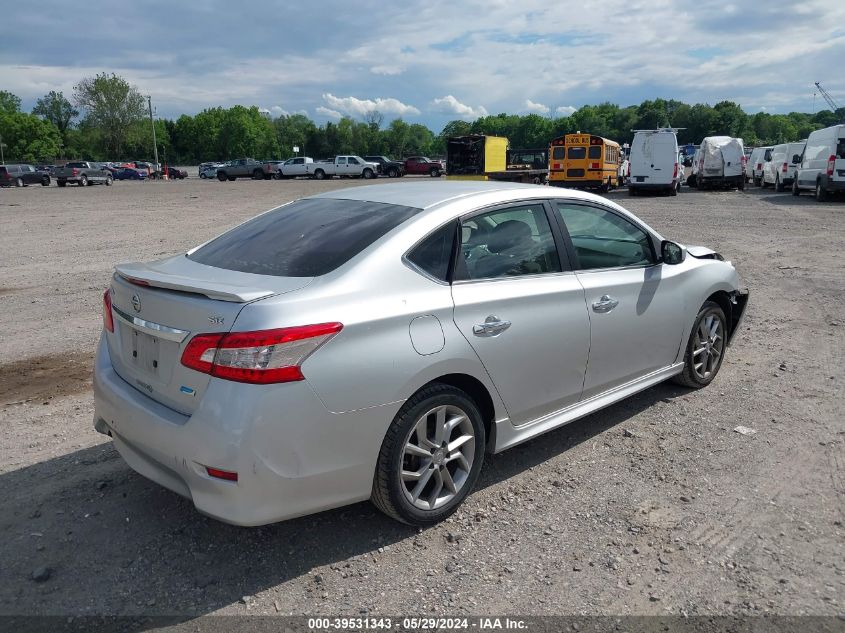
362 156 405 178
0 164 51 187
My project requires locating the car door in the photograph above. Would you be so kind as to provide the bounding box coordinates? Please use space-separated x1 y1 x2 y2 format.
552 201 686 399
346 156 361 176
451 201 591 426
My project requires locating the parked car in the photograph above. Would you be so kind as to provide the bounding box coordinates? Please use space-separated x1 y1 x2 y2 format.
164 166 187 179
200 163 226 179
113 167 147 181
693 137 745 190
216 158 273 181
761 142 805 191
274 157 314 179
628 128 683 196
0 164 51 187
404 156 444 177
306 155 379 180
792 124 845 200
746 146 772 186
54 161 113 187
363 155 405 178
94 181 748 527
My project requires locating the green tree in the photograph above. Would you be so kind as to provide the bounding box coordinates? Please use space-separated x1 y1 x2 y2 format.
73 73 146 157
0 111 62 162
0 91 21 114
32 91 78 138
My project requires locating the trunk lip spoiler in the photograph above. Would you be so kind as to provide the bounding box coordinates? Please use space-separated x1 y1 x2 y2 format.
114 265 276 303
112 304 191 343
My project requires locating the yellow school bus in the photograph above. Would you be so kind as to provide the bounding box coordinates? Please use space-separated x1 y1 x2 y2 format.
548 133 621 191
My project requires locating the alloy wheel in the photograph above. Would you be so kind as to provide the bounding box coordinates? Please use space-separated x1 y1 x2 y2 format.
692 314 724 380
400 405 475 511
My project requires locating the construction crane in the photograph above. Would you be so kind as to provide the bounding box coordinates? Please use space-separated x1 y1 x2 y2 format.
815 82 840 111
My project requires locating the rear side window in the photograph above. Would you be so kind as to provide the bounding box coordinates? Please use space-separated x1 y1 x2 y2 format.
188 198 421 277
406 223 456 282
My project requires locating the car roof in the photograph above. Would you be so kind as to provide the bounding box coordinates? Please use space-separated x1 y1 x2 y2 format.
307 181 613 210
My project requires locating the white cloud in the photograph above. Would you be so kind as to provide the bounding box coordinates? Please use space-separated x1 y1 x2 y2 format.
315 106 342 119
430 95 488 119
270 105 289 116
370 64 404 76
322 93 420 117
524 99 550 114
556 105 577 116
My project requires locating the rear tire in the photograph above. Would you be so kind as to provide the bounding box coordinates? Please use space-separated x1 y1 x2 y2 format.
200 173 207 179
775 175 784 192
388 167 399 178
670 183 678 196
672 301 727 389
792 179 800 196
14 177 24 187
816 180 829 202
253 169 264 180
429 167 441 177
371 383 486 526
79 175 88 187
217 172 227 182
314 169 326 180
41 177 50 186
57 180 66 187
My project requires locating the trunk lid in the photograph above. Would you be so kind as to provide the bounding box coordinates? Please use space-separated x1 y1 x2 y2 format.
106 255 313 414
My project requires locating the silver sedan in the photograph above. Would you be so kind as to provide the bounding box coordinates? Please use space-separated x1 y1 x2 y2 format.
93 182 748 526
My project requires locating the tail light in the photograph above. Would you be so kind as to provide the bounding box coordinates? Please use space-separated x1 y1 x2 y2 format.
181 323 343 384
672 162 678 179
827 155 836 177
781 162 788 173
756 163 762 170
102 289 114 333
206 467 238 482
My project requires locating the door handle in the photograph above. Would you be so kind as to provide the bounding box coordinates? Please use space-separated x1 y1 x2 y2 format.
592 295 619 313
473 315 511 337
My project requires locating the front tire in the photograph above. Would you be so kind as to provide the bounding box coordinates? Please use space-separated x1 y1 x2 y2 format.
217 172 227 182
371 383 485 526
313 169 326 180
14 177 24 187
429 167 441 177
388 167 399 178
105 175 113 186
362 168 375 179
792 178 800 196
672 301 727 389
41 176 50 186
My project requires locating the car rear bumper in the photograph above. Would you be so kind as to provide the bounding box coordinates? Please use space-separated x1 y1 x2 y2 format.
92 337 387 526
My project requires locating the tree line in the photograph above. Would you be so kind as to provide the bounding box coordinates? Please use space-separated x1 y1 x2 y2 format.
1 74 843 165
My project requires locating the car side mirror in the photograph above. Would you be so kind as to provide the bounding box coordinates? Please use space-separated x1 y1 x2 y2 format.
661 240 686 265
792 154 801 164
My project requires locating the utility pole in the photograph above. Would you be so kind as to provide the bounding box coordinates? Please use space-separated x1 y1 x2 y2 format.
148 96 159 177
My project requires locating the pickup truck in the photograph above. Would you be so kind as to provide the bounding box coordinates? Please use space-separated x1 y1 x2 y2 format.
274 156 314 179
404 156 444 177
54 161 113 187
215 158 275 181
363 155 405 178
307 156 379 180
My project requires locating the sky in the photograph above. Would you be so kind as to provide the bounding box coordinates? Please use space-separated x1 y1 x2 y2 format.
2 0 844 131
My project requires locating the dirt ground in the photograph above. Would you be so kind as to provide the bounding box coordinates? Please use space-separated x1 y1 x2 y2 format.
0 175 842 620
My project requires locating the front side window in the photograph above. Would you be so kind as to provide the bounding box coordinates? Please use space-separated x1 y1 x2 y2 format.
456 204 561 281
348 157 359 165
188 199 421 277
555 203 655 270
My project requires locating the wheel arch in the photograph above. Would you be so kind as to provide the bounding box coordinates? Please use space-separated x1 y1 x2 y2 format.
409 373 498 453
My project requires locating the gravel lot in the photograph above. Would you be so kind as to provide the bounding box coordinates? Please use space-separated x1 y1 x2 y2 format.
0 176 843 619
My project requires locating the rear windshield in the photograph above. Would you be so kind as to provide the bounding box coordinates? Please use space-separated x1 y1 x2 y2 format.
188 198 421 277
567 147 586 159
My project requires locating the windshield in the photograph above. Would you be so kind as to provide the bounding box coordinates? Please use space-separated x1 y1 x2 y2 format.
188 198 421 277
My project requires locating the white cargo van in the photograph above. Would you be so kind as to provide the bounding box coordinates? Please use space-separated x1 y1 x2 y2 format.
793 124 845 201
695 136 745 190
746 146 772 186
762 142 805 191
628 128 682 195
